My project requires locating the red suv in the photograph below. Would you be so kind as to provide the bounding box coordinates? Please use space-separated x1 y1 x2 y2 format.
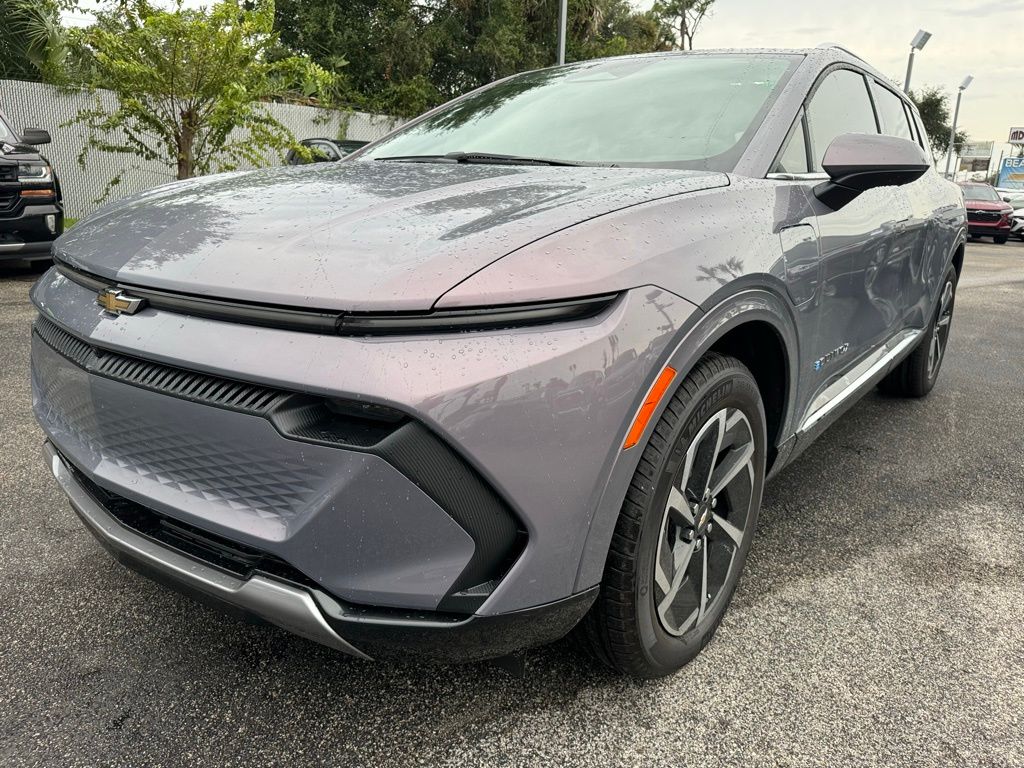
960 183 1013 244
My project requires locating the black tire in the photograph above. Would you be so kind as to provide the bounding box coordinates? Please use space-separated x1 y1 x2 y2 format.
994 235 1008 245
878 264 958 398
579 353 767 678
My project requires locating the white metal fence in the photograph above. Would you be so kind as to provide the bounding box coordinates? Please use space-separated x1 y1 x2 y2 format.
0 79 400 219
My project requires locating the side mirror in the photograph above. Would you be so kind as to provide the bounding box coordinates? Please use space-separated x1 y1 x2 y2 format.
815 133 930 210
20 128 51 146
1003 196 1013 203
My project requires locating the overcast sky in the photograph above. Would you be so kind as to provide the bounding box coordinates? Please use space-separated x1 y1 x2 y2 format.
67 0 1023 151
633 0 1024 149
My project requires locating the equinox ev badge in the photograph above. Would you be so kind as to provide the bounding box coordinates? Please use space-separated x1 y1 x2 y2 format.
96 288 145 316
814 343 850 371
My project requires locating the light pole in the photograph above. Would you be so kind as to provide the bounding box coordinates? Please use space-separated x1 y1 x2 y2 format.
944 75 974 180
903 29 932 94
557 0 568 65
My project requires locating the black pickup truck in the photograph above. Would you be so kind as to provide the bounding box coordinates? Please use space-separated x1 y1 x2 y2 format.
1 107 63 264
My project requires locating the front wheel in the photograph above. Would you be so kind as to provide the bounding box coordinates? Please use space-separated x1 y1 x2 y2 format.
994 235 1009 245
579 353 766 678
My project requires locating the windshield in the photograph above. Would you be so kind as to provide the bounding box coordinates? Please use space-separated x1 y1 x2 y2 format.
0 112 17 144
962 185 1000 202
364 54 799 171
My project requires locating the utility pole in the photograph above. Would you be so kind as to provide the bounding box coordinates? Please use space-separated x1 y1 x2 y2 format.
944 75 973 180
903 30 931 94
557 0 568 65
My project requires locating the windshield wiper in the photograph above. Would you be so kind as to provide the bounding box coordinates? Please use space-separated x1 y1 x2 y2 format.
375 151 609 167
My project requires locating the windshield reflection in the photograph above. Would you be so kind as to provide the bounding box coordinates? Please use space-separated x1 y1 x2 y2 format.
364 54 799 172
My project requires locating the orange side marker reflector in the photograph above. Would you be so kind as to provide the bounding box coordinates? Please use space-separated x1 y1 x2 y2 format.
21 189 53 198
623 366 677 450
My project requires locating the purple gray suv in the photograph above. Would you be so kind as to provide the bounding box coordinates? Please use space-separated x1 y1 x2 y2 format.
32 47 966 677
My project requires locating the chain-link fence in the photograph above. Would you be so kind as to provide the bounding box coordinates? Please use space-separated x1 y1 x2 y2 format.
0 79 401 219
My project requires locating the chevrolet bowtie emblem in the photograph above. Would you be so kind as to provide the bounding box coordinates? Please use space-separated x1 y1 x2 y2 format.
97 288 145 316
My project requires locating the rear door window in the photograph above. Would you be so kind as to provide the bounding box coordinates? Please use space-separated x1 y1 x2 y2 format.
806 69 879 171
872 83 914 141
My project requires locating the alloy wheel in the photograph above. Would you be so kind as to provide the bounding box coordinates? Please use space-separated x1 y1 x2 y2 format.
653 407 756 637
927 279 955 379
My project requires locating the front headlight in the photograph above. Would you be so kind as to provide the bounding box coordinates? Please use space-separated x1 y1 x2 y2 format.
18 161 53 183
337 293 621 335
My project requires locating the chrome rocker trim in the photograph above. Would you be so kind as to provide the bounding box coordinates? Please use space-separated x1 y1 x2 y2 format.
43 441 372 660
798 328 924 435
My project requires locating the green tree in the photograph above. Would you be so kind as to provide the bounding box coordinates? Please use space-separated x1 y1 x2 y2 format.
910 86 969 162
0 0 76 82
70 0 336 185
572 0 668 59
275 0 437 118
274 0 669 119
651 0 715 50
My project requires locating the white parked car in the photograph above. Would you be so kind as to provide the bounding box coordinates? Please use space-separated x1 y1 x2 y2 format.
995 188 1024 207
1011 207 1024 240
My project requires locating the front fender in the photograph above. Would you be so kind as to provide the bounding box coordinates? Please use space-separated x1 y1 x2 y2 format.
572 287 801 594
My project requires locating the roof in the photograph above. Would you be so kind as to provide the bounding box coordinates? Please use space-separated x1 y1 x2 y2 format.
565 46 899 93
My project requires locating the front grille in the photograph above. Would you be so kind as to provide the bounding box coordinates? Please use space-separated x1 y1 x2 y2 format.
967 210 1002 223
0 164 16 181
34 315 409 446
35 315 291 417
0 188 17 213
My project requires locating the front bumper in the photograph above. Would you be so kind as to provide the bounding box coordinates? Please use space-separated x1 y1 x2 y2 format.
46 441 597 661
966 219 1010 238
0 201 62 260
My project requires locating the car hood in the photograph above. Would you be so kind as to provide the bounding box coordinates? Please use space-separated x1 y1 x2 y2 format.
964 199 1011 212
55 161 727 311
0 141 42 159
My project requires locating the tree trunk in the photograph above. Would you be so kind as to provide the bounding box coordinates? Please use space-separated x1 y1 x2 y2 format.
176 109 197 180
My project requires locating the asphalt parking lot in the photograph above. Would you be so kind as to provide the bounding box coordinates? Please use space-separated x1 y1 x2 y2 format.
2 241 1022 768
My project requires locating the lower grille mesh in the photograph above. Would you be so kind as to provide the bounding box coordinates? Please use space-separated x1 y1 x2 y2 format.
72 463 321 588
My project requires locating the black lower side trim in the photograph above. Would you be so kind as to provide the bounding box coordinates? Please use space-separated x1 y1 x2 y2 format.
319 588 598 664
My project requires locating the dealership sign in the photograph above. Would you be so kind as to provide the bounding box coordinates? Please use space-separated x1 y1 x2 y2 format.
1009 127 1024 145
997 157 1024 190
960 141 994 159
